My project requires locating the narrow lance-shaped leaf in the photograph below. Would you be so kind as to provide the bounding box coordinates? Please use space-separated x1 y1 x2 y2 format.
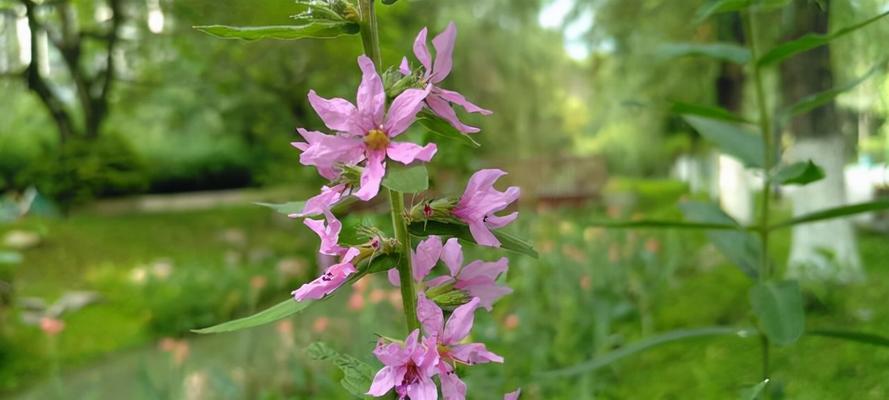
683 115 765 168
770 199 889 230
741 379 770 400
409 221 538 258
807 329 889 347
382 164 429 193
584 219 744 230
758 10 889 67
658 42 752 65
771 160 825 186
680 201 762 279
694 0 789 22
255 201 306 215
194 21 359 41
417 111 481 148
671 101 750 124
749 280 805 346
538 326 754 378
779 60 887 120
192 298 312 334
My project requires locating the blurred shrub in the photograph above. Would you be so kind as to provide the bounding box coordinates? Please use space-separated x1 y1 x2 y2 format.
20 134 148 211
141 135 254 193
603 177 689 211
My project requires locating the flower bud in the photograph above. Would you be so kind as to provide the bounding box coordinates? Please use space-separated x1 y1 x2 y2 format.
329 0 359 22
383 67 420 100
428 287 471 310
408 197 458 223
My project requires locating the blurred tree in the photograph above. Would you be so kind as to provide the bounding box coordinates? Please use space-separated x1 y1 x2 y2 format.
780 0 862 282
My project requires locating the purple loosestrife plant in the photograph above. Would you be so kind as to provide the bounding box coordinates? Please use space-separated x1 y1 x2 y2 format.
194 3 535 398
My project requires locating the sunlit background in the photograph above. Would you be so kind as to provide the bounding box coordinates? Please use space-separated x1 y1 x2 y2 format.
2 0 889 398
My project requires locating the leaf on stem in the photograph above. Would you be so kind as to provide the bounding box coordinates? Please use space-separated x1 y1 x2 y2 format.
382 164 429 193
749 280 805 346
741 379 770 400
769 199 889 230
194 22 359 41
192 298 311 334
671 101 750 124
683 115 765 168
758 10 889 66
771 160 825 186
680 201 762 279
417 111 481 148
779 60 887 121
584 219 741 230
807 329 889 347
255 201 306 216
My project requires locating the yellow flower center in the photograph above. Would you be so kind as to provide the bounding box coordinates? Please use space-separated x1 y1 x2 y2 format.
364 129 390 151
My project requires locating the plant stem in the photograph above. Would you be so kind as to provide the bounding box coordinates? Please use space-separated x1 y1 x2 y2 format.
389 189 420 332
744 8 773 381
357 0 382 68
357 0 420 334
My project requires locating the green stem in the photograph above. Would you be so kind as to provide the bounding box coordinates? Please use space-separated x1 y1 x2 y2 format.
357 0 382 68
356 0 419 334
389 189 420 332
744 8 773 381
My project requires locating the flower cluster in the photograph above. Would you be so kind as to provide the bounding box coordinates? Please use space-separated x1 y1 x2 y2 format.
287 22 521 399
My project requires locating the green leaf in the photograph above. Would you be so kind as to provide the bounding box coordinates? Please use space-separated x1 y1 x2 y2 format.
194 21 359 41
741 379 770 400
409 221 538 258
192 298 311 334
417 111 481 148
780 60 887 120
807 329 889 347
749 280 805 346
307 342 376 398
771 160 825 186
0 251 22 264
683 115 764 168
680 201 762 279
361 253 399 274
658 42 751 64
758 10 889 67
255 201 306 216
539 326 754 377
770 199 889 230
695 0 752 21
585 219 742 230
382 164 428 193
671 101 750 124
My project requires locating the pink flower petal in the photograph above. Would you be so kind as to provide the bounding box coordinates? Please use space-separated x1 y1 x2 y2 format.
293 128 364 180
406 377 438 400
485 211 518 229
387 268 401 287
384 86 431 137
367 366 397 396
435 87 493 115
468 221 500 247
416 294 444 339
504 389 522 400
442 297 479 344
290 184 346 218
303 211 346 256
439 363 467 400
450 342 504 365
429 21 456 84
399 57 411 76
440 238 463 277
387 141 437 165
354 150 386 201
426 94 480 134
356 55 386 129
412 236 443 281
412 27 432 75
307 90 359 134
291 248 359 301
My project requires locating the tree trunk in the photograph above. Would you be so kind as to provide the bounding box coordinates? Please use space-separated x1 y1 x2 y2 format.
779 0 862 282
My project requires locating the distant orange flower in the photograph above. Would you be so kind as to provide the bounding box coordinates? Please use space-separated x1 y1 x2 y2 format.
503 314 519 331
312 316 330 334
348 292 366 311
39 317 65 336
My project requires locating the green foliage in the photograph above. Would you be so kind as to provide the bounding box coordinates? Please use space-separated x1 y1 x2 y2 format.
416 112 481 148
408 221 538 258
381 165 429 194
194 22 359 41
682 116 764 168
21 135 148 211
807 329 889 347
771 160 825 186
758 10 889 66
680 201 762 279
749 280 805 346
670 101 750 123
778 60 887 121
307 342 376 399
770 199 889 230
255 201 308 216
192 298 311 334
658 42 751 64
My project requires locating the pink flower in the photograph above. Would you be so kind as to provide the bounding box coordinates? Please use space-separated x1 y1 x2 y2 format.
303 210 346 256
453 169 520 247
504 389 521 400
40 317 65 336
388 236 512 310
368 330 439 400
295 55 437 201
417 294 503 400
290 183 349 218
291 247 360 301
401 22 492 133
